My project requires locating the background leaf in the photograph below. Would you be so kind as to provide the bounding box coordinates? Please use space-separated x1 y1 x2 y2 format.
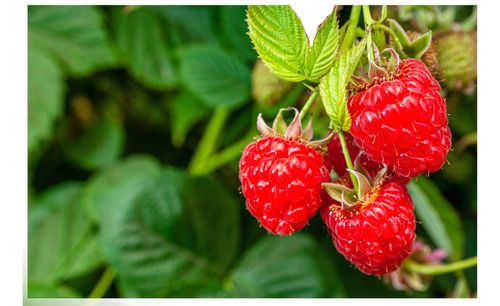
98 168 241 297
408 178 465 260
168 92 210 148
304 6 340 82
230 233 342 297
319 36 367 131
219 6 258 63
28 182 104 289
60 118 126 171
247 5 309 82
28 5 117 77
178 44 251 109
111 6 177 90
27 40 65 156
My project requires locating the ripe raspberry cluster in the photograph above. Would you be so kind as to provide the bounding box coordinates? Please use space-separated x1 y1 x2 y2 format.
238 59 451 276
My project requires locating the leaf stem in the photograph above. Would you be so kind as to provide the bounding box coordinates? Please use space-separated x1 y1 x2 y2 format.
339 5 362 53
372 23 409 58
299 86 319 122
88 267 117 298
188 108 230 176
405 256 477 276
362 5 376 62
337 130 359 198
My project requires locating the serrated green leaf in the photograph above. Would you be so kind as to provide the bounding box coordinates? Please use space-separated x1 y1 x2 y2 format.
304 6 340 82
99 168 241 297
60 118 125 171
247 5 309 82
80 154 163 223
178 44 251 109
111 6 177 90
408 178 465 260
230 233 340 297
28 5 117 77
27 40 65 156
28 182 104 286
319 35 367 131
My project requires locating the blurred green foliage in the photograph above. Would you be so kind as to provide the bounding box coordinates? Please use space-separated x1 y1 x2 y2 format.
27 5 476 298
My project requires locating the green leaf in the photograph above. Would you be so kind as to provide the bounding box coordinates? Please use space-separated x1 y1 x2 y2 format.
168 92 210 148
219 6 258 62
247 5 309 82
99 168 241 297
27 40 65 156
319 35 367 131
28 5 117 77
230 233 338 297
155 6 218 46
178 44 251 109
408 178 465 260
27 282 82 298
111 6 177 90
28 182 104 286
304 6 340 82
60 118 126 171
80 154 163 223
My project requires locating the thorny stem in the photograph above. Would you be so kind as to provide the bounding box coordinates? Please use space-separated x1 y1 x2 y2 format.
339 5 362 53
88 267 117 298
405 256 477 276
337 130 360 199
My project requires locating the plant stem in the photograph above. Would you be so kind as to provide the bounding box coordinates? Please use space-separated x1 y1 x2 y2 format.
372 23 409 58
337 130 360 198
339 5 362 53
362 5 375 62
405 256 477 276
204 131 256 174
88 267 117 298
188 108 230 176
299 86 319 122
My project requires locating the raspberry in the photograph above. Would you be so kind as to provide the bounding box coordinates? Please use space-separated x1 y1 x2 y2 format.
348 59 452 177
327 132 410 185
321 176 416 275
239 135 330 235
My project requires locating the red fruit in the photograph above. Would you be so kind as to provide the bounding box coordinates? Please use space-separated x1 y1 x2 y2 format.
239 135 330 235
327 132 410 185
348 59 451 177
321 176 416 275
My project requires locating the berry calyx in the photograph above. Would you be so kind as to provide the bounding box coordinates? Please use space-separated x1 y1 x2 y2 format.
347 57 452 177
321 167 416 275
239 108 331 235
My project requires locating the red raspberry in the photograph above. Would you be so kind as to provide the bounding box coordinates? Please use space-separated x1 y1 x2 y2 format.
327 132 410 185
348 59 452 177
321 176 416 275
239 135 330 235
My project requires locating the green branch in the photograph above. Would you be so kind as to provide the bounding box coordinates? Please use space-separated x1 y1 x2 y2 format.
339 5 362 53
188 108 230 176
405 256 477 276
338 130 359 198
299 86 319 122
88 267 117 298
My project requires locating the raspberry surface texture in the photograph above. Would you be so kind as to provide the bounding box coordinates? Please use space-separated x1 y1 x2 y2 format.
348 59 452 177
239 135 330 235
321 178 416 275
